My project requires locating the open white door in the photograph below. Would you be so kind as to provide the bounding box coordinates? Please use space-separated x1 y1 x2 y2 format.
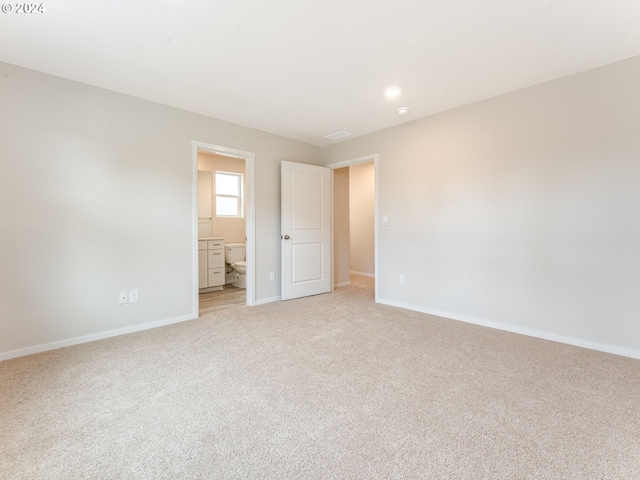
281 161 332 301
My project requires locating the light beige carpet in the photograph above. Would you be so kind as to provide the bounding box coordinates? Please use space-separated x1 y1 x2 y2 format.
2 276 640 479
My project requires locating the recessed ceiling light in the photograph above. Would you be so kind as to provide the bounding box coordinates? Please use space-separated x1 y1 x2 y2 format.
397 107 410 116
384 86 402 98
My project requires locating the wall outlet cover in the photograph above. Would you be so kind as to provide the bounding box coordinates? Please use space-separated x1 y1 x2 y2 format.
129 290 139 303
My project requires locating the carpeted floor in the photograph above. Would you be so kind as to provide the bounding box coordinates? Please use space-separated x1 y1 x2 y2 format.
2 276 640 479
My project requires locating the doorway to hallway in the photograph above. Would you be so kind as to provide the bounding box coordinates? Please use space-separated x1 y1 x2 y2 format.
328 154 378 300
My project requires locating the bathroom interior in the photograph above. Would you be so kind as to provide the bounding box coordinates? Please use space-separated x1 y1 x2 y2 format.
197 150 247 313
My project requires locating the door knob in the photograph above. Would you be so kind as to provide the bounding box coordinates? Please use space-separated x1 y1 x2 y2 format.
284 235 290 240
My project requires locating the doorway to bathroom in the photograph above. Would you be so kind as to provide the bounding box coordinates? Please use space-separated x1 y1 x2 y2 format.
192 141 256 315
327 154 378 301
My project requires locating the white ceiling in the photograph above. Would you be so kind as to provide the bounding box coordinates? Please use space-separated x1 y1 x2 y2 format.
2 1 640 146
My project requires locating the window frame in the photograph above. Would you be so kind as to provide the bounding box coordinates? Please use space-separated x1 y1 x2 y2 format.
215 170 244 218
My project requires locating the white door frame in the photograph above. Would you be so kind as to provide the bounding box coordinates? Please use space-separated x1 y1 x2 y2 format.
192 141 257 309
325 153 379 303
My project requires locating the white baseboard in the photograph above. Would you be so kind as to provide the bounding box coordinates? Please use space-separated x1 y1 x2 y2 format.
335 281 352 288
253 296 281 306
377 298 640 361
350 271 375 278
0 313 198 362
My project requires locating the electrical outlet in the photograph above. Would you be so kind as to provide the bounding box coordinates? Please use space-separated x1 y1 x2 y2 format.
119 292 128 304
129 290 139 303
399 275 406 285
269 272 275 281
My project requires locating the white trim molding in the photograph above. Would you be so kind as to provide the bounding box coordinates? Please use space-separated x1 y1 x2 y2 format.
350 271 375 278
325 154 377 170
253 296 281 306
0 314 198 362
377 298 640 361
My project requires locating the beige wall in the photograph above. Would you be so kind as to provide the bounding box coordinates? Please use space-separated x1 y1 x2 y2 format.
197 152 246 243
349 162 375 276
4 56 640 360
0 61 320 358
333 167 351 286
322 56 640 358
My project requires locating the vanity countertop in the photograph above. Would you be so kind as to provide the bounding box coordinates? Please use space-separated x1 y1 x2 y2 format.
199 237 224 241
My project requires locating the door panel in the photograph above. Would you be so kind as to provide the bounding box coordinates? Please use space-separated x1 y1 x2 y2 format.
281 161 331 301
292 243 323 283
292 172 323 230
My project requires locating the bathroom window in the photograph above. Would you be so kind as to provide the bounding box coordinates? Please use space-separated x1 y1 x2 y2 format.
215 171 243 217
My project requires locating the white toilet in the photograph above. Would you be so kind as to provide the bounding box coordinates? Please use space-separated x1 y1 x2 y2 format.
225 243 247 288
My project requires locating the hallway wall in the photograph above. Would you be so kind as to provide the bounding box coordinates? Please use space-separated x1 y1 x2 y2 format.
333 167 351 286
349 162 375 277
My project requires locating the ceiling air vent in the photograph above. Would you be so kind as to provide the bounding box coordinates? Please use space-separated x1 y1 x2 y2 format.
326 131 352 141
